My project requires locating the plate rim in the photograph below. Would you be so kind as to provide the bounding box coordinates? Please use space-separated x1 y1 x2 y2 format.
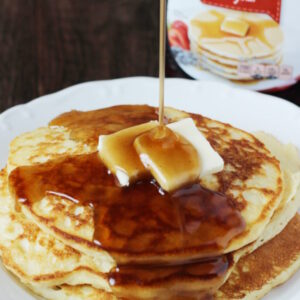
0 77 299 121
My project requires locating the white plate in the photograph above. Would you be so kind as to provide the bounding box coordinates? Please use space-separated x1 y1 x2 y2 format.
0 77 299 300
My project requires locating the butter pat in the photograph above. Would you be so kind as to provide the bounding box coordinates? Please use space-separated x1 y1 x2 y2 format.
168 118 224 177
134 126 201 192
99 117 224 191
221 17 249 37
98 122 158 186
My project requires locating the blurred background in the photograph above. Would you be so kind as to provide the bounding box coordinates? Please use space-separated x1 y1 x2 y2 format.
0 0 299 113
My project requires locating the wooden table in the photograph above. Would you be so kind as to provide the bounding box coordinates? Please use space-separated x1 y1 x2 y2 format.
0 0 299 113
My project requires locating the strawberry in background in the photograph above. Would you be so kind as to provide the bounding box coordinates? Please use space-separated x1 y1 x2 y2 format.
168 20 190 50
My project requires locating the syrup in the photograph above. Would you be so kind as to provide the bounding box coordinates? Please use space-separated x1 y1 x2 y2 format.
50 105 158 148
10 152 245 257
109 255 232 286
134 126 201 192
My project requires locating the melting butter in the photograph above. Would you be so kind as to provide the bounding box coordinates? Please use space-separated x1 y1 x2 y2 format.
98 121 158 186
221 17 250 37
134 126 201 192
168 118 224 177
98 118 224 191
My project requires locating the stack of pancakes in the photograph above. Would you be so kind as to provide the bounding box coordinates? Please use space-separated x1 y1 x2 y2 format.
189 10 284 80
1 105 300 300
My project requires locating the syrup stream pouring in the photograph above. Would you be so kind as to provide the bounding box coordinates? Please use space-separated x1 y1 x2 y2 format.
159 0 167 125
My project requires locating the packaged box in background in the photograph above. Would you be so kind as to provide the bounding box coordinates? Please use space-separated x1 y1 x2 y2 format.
167 0 299 91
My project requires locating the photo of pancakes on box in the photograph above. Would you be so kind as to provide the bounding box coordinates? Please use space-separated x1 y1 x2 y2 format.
189 10 284 81
168 0 300 91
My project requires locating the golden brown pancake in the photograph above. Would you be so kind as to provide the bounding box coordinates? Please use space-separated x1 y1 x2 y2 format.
216 214 300 299
26 214 300 300
1 165 232 299
8 106 283 266
2 105 300 300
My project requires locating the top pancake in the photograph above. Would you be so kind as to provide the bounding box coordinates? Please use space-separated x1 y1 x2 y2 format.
7 105 283 265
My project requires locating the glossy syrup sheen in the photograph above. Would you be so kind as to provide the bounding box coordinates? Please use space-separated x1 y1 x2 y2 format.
49 105 158 147
109 255 232 286
134 126 201 192
108 255 232 299
10 152 245 256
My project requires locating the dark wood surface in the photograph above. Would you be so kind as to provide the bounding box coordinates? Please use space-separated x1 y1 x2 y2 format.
0 0 299 114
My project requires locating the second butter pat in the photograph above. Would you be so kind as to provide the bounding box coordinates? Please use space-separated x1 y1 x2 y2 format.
134 126 201 192
220 17 249 37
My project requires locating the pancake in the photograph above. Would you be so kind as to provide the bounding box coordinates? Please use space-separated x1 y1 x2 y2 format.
7 126 92 174
216 214 300 299
7 106 284 265
30 285 117 300
0 166 231 298
1 106 300 299
0 168 112 290
23 214 300 300
1 167 235 298
1 173 299 299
